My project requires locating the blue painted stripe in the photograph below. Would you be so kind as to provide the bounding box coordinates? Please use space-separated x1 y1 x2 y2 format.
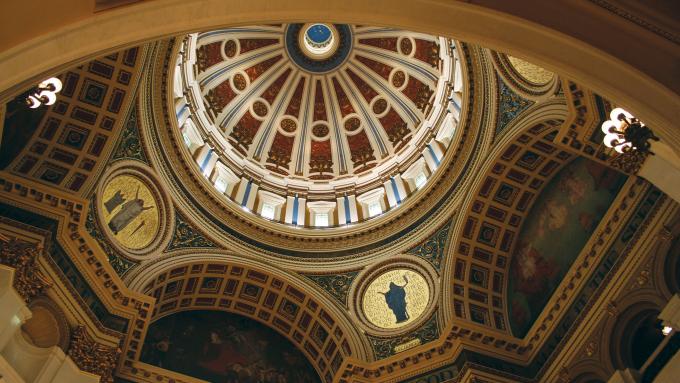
200 149 213 173
241 180 252 207
344 196 351 223
390 177 402 204
450 98 461 114
292 196 299 225
427 144 441 166
176 103 188 119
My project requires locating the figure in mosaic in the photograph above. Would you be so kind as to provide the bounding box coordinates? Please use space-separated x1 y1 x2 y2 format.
104 190 126 213
379 275 410 323
107 186 153 235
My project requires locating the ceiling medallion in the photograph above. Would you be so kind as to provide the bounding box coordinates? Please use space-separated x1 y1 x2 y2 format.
95 162 173 258
363 269 430 329
350 257 438 336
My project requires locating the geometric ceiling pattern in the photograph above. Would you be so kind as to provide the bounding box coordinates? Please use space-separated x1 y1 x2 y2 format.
189 24 446 180
1 11 678 383
174 24 458 227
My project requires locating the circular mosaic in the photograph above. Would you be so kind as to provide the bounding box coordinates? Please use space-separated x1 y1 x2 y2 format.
312 124 329 138
233 73 247 91
281 118 297 133
224 40 237 58
372 98 388 115
361 269 430 329
400 38 413 55
253 100 268 117
344 117 360 132
101 174 160 250
392 71 406 88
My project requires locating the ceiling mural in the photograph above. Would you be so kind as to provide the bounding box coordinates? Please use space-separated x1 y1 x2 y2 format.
508 157 628 336
141 310 321 382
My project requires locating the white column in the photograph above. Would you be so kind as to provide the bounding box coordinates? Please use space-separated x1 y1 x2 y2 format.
0 266 31 352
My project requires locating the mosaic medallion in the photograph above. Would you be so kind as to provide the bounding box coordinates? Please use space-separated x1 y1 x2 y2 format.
101 174 160 249
96 162 172 259
361 268 430 329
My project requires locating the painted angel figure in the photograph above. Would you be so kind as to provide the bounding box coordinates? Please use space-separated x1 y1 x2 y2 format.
379 275 410 323
107 186 153 234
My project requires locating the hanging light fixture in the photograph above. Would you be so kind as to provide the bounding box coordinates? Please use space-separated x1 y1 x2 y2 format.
601 107 659 154
25 77 63 109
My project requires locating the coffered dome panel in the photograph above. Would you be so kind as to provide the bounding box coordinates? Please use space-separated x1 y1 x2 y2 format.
173 24 461 229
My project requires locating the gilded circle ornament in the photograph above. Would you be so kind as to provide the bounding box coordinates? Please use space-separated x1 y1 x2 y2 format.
96 162 173 259
362 269 430 329
101 175 159 249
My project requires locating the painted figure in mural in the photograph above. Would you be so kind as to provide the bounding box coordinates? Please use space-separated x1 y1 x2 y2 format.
107 186 153 235
104 190 126 213
379 275 410 323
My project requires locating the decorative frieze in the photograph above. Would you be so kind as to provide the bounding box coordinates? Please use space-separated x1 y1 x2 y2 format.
68 325 120 383
0 238 51 302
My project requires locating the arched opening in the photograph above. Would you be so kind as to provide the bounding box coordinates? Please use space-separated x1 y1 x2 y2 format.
611 308 665 370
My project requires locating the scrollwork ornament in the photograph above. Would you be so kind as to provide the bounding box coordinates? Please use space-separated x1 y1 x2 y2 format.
68 326 120 383
0 238 51 302
608 149 649 175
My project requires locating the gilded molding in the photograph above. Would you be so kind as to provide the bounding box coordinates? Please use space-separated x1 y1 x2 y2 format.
304 271 359 306
68 326 120 383
165 211 218 251
0 238 51 302
111 105 149 164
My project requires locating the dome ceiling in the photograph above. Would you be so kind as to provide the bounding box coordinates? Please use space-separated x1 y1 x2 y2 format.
173 24 460 227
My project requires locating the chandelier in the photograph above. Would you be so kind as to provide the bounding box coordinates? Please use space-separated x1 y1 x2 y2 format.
601 107 659 154
25 77 62 109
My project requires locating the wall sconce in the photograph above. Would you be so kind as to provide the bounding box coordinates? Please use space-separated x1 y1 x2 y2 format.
25 77 62 109
601 107 659 154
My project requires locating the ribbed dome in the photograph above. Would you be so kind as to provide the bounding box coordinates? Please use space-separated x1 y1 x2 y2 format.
174 24 462 227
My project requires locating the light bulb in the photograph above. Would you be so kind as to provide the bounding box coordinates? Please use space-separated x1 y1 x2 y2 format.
610 107 632 122
27 95 41 109
38 91 57 105
662 326 673 336
601 120 617 134
39 77 62 93
604 133 621 148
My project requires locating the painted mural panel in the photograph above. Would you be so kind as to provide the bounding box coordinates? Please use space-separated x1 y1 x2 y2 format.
508 158 627 337
141 310 320 382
